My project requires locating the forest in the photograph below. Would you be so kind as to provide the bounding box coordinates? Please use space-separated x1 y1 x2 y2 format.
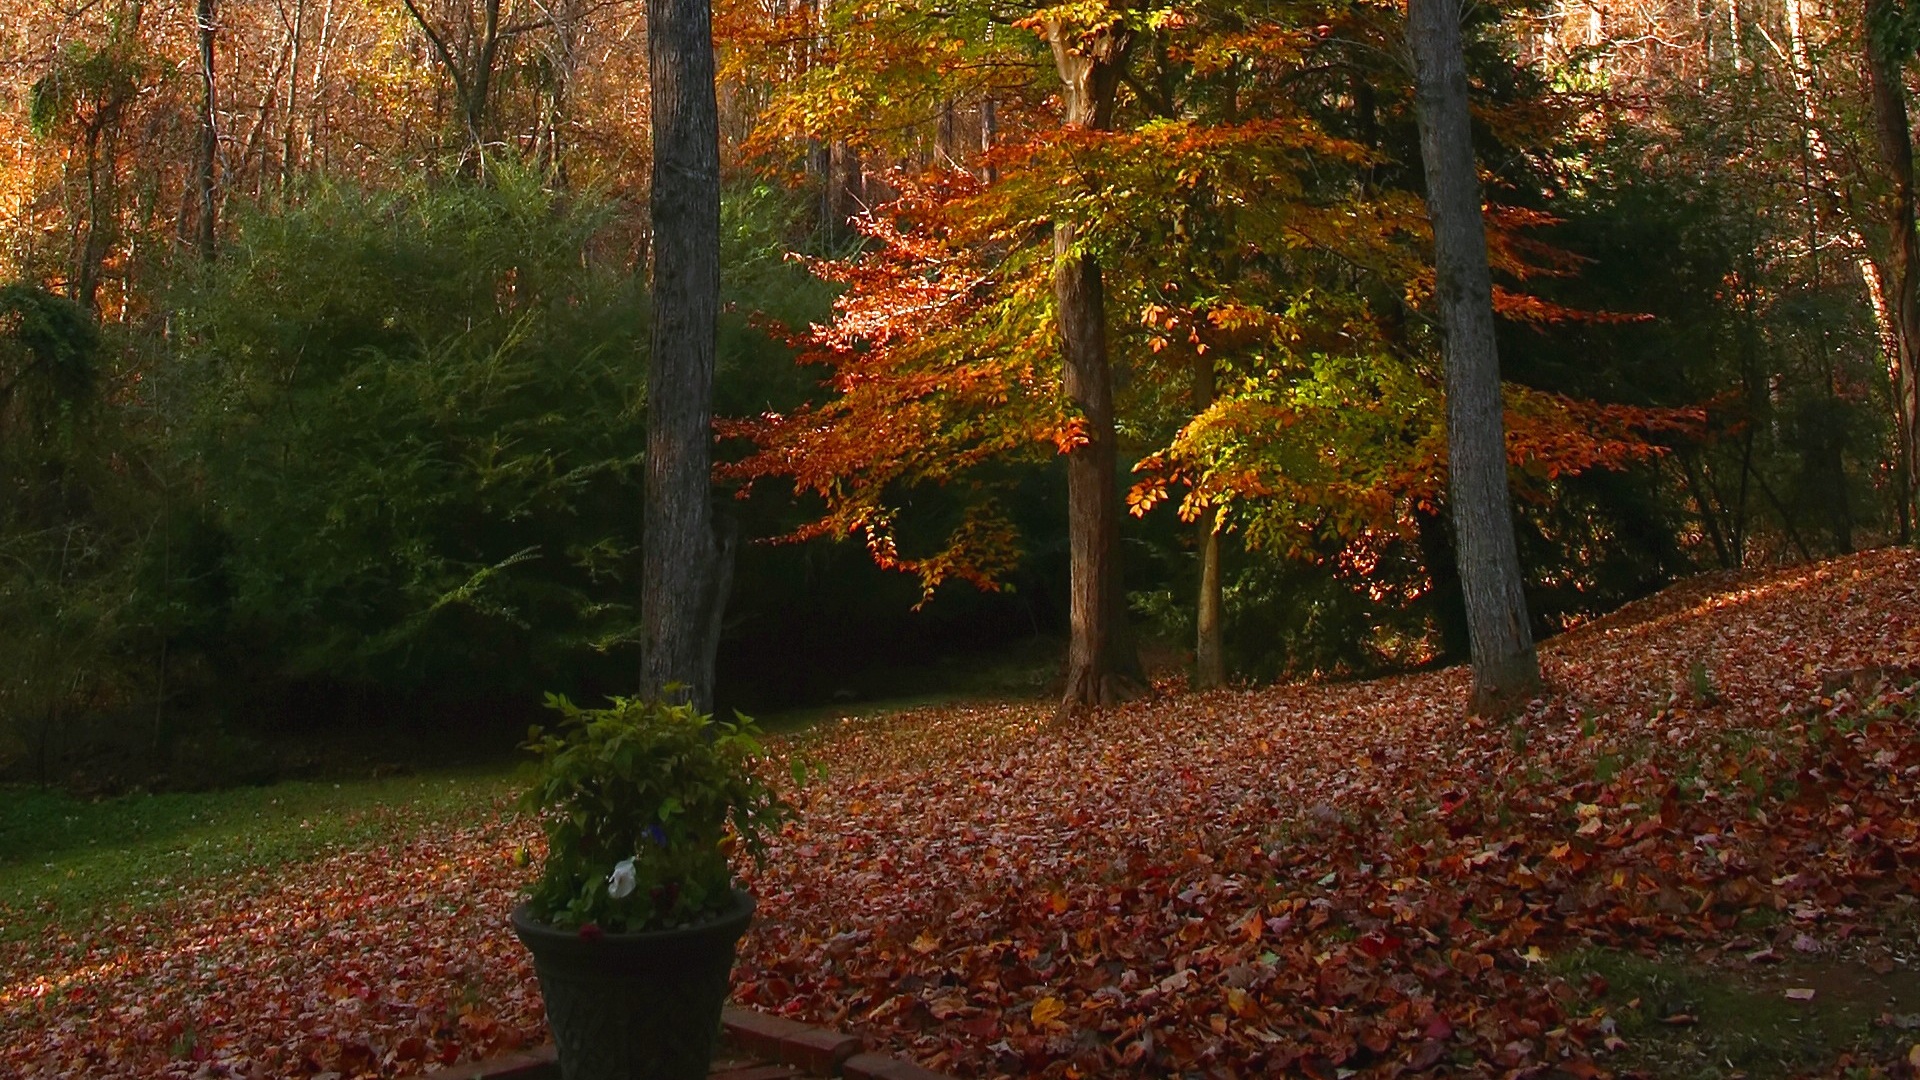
1 0 1914 771
4 0 1920 1074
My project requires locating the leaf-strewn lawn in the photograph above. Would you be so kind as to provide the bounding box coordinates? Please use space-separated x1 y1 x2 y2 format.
5 550 1920 1077
0 771 520 945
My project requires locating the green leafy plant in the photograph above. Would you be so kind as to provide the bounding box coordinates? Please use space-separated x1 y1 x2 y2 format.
1687 659 1720 705
518 695 791 934
173 174 649 696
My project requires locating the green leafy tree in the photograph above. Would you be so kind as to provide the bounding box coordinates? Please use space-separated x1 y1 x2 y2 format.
0 283 140 779
172 175 649 700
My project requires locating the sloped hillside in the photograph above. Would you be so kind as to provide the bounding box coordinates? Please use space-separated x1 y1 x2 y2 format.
739 549 1920 1077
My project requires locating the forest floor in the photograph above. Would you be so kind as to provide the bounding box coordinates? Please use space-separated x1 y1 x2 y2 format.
3 548 1920 1078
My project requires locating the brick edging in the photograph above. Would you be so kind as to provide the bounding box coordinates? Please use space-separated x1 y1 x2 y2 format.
720 1007 862 1073
840 1051 956 1080
719 1009 956 1080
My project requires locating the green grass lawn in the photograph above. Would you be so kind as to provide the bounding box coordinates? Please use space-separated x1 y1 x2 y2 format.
0 634 1068 946
0 766 519 943
1552 944 1920 1078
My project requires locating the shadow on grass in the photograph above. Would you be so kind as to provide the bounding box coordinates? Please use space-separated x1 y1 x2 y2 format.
0 766 519 943
744 634 1063 736
1556 945 1920 1078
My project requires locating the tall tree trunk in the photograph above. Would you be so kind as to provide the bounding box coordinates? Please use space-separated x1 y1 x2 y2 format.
1407 0 1540 714
804 0 834 235
642 0 727 710
1194 515 1224 687
1188 66 1238 693
540 0 579 186
1049 18 1144 711
1865 0 1920 535
936 97 956 166
75 127 109 313
1726 0 1744 71
809 138 831 232
827 140 862 243
980 97 998 184
281 0 304 192
305 0 339 176
195 0 219 260
467 0 501 174
1193 355 1225 690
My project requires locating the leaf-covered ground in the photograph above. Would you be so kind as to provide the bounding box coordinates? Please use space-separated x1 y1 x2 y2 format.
5 549 1920 1077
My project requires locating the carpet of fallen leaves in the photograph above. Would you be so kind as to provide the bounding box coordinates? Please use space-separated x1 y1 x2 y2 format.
0 809 544 1078
5 548 1920 1078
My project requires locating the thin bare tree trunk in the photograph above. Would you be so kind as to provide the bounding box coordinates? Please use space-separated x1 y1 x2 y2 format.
804 0 833 233
467 0 502 172
282 0 304 191
1407 0 1540 714
540 0 579 185
235 39 291 194
195 0 219 260
980 97 997 183
76 128 109 312
1049 17 1144 712
1728 0 1744 70
306 0 339 173
396 0 502 178
642 0 727 710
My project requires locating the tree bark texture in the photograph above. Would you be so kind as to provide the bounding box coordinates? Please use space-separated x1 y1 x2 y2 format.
539 0 580 185
1193 356 1225 690
641 0 726 712
936 97 957 165
75 127 110 313
279 0 304 191
980 97 998 184
827 140 863 244
1864 0 1920 526
195 0 219 261
1406 0 1540 714
464 0 502 173
1049 19 1144 711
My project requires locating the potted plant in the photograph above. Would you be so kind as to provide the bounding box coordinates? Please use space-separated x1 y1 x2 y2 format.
512 694 790 1080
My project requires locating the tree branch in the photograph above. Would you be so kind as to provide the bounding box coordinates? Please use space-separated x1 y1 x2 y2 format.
396 0 475 110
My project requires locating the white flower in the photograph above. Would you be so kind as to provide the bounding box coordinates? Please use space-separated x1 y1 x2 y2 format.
607 858 637 900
